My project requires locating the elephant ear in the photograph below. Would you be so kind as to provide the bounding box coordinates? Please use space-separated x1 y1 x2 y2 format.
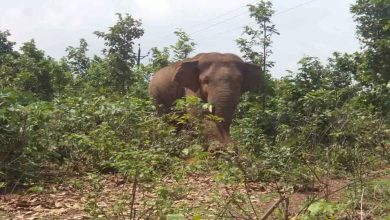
242 63 263 93
172 60 199 92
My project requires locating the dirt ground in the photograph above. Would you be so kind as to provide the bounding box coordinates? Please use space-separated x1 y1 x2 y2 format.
1 168 389 219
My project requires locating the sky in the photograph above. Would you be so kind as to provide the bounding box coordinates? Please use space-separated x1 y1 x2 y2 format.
0 0 361 78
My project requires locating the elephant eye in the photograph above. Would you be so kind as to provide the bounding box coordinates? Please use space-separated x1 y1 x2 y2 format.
201 77 209 84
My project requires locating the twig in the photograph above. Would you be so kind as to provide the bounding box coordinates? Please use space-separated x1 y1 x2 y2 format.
230 142 259 219
302 159 326 186
10 173 24 194
234 196 256 219
284 197 289 220
360 187 364 220
129 169 139 220
228 210 251 220
244 180 259 219
294 194 318 218
137 205 155 220
294 175 372 219
260 197 284 220
216 185 240 220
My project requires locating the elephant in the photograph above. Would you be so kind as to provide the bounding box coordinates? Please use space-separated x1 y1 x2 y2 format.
148 52 263 144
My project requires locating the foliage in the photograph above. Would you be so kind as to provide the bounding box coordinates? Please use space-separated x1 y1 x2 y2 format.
94 13 144 63
232 52 389 188
150 46 170 70
0 89 52 185
0 30 16 64
65 38 90 76
0 31 18 89
301 199 345 220
0 1 390 218
236 0 279 71
359 179 390 218
170 28 196 61
235 0 278 120
15 40 54 100
351 0 390 84
93 13 144 93
350 0 390 117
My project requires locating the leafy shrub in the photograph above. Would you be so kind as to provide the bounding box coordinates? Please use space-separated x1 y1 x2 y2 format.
230 68 389 189
0 89 212 186
301 199 345 220
0 89 52 186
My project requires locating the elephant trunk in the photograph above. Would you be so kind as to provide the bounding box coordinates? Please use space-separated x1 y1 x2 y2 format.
209 91 239 143
213 104 235 143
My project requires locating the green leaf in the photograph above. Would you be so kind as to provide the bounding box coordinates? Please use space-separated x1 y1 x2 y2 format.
182 148 190 156
192 214 202 220
307 201 323 216
166 214 185 220
28 186 45 193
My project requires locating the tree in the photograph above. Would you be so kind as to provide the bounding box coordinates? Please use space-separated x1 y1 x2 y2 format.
50 58 72 97
14 40 70 100
0 30 16 63
170 29 196 61
15 40 53 100
84 56 110 90
325 52 357 90
236 0 279 72
236 0 279 111
351 0 390 84
0 30 18 88
65 38 90 76
350 0 390 116
294 57 326 92
94 13 144 63
150 47 170 70
94 13 144 93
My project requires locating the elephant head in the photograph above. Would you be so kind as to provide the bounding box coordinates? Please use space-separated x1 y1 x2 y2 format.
171 53 263 143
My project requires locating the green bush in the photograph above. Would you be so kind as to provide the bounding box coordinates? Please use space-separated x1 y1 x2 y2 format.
0 89 52 186
0 89 212 186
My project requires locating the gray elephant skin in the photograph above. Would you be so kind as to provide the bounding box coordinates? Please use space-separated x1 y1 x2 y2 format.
148 52 264 143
